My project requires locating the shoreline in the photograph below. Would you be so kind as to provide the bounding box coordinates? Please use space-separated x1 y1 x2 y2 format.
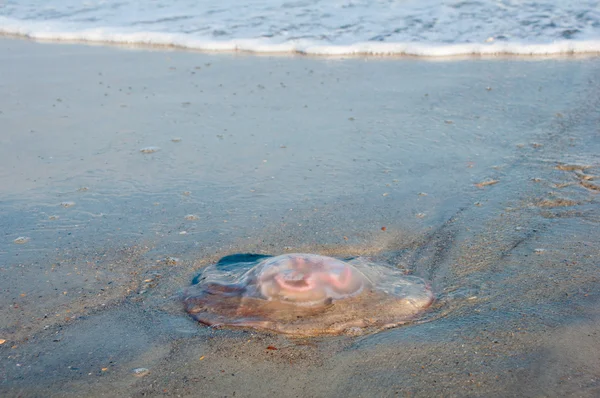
2 33 600 59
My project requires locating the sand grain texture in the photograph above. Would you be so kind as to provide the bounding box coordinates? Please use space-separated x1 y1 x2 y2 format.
1 38 600 397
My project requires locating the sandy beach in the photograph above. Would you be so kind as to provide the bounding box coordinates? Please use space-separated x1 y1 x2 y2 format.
1 38 600 397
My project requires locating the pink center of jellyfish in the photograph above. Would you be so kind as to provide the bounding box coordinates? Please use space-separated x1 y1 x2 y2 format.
256 254 366 305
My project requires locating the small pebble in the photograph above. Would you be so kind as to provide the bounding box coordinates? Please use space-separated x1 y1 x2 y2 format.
184 214 199 221
534 248 546 254
48 215 60 220
60 201 76 208
171 138 182 143
165 257 180 265
140 146 160 154
14 237 30 244
132 368 150 377
474 179 499 188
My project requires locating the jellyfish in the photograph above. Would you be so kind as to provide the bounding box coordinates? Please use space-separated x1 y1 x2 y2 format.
183 253 433 336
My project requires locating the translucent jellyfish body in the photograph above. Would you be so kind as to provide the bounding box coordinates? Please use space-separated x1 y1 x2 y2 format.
183 253 433 336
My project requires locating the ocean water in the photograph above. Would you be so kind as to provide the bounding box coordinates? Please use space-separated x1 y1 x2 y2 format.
1 0 600 56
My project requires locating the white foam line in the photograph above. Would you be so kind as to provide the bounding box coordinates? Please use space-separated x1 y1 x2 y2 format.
300 41 600 56
1 17 600 57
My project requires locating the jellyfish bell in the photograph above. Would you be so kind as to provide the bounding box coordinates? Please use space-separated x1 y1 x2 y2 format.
183 253 433 336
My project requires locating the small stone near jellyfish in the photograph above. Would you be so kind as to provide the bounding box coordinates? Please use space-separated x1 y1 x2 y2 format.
139 146 160 154
183 253 433 337
131 368 150 377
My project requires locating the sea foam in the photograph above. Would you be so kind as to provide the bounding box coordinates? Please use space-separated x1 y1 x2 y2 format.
1 0 599 57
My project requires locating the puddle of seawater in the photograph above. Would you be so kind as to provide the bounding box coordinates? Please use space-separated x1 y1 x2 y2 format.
1 39 600 397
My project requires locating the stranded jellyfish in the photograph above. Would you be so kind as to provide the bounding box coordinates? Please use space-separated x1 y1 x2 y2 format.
183 253 433 336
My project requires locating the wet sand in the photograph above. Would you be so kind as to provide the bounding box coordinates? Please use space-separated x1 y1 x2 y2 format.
1 38 600 397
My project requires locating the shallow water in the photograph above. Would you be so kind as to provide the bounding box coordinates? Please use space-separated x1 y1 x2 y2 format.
1 0 600 56
1 39 600 396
